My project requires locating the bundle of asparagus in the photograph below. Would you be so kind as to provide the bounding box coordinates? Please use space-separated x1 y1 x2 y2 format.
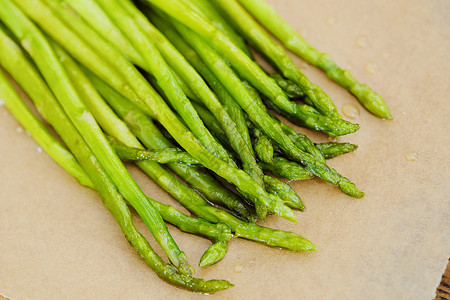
0 0 391 293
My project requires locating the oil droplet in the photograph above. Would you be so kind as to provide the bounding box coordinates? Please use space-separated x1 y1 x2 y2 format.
16 126 23 134
249 259 256 265
37 147 43 153
26 130 31 137
365 62 377 74
356 36 367 48
342 103 360 119
405 151 418 161
0 99 4 106
326 17 336 26
234 265 244 273
402 112 407 116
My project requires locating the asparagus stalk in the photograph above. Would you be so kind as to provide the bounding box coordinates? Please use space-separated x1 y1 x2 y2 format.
170 19 364 198
0 27 231 289
316 142 358 159
109 136 199 164
260 157 313 182
268 112 326 163
94 0 233 165
143 0 359 136
86 70 255 222
214 0 340 117
199 241 228 267
1 28 232 247
60 0 199 102
51 42 234 249
0 69 93 189
237 0 392 119
191 99 305 210
263 176 305 211
91 73 316 251
118 0 264 185
180 0 253 58
150 12 253 154
271 73 304 99
31 0 294 221
192 102 230 148
253 127 274 164
1 0 194 275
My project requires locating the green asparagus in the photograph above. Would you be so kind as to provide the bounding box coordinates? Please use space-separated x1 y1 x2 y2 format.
150 12 253 155
236 0 392 119
1 0 193 274
92 72 316 252
0 68 93 189
214 0 340 117
30 0 296 221
260 157 313 182
0 25 231 289
85 70 255 222
316 142 358 159
271 73 305 99
263 176 305 211
181 0 253 58
143 0 360 136
0 0 382 292
170 19 364 198
253 128 274 164
108 136 198 164
119 0 264 186
95 0 233 165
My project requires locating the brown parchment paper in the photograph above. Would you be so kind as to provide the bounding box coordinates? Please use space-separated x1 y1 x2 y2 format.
1 0 449 299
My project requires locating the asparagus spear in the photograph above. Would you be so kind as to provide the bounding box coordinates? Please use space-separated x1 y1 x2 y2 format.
199 241 228 267
253 127 274 164
0 29 231 289
268 112 326 163
263 176 305 211
150 12 253 154
91 73 316 251
32 0 294 221
170 20 364 198
271 73 304 99
236 0 392 119
1 0 194 275
118 0 264 186
86 70 255 222
143 0 359 136
191 99 304 209
180 0 253 58
260 157 312 181
59 0 199 103
214 0 340 117
94 0 233 166
1 27 232 247
192 102 230 147
109 136 199 164
52 44 246 241
50 42 235 252
0 69 93 189
316 142 358 159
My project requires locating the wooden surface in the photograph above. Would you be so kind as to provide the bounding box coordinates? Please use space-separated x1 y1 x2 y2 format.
435 260 450 300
